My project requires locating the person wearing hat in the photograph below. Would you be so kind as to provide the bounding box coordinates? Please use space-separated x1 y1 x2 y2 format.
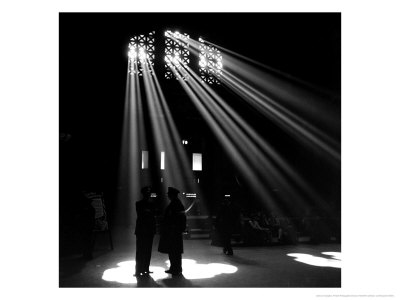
158 187 187 275
134 186 156 276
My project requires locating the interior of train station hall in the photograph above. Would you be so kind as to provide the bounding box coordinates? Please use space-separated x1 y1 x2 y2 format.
59 12 342 289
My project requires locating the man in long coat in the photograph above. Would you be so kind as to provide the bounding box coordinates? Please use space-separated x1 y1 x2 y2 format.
135 186 156 276
158 187 186 275
216 196 239 255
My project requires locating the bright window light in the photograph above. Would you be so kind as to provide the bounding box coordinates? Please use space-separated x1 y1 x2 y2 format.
141 151 148 169
128 31 155 76
198 39 223 84
160 151 165 170
193 153 202 171
165 30 190 80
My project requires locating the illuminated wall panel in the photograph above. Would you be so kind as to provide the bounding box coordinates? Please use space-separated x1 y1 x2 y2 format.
192 153 202 171
141 151 149 169
160 151 165 170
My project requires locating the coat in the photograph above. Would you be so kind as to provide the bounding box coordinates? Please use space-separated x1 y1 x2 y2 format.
216 203 240 234
158 198 186 254
135 199 156 236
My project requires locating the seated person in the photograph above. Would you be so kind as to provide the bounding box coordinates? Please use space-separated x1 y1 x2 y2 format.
264 212 283 241
276 216 298 244
245 213 271 244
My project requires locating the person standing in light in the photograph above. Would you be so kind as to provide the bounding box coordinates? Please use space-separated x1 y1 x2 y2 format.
134 186 156 277
158 187 187 276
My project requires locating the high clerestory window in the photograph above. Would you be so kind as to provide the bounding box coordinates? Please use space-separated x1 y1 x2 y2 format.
164 31 190 80
199 39 222 84
128 31 223 84
128 31 155 76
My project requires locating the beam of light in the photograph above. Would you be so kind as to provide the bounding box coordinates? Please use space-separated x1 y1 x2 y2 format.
102 259 238 284
115 66 147 225
170 63 281 212
287 252 341 268
204 39 336 96
141 60 208 210
142 62 189 188
146 63 209 215
172 58 331 215
186 63 323 204
187 37 340 165
202 38 340 111
222 55 340 164
221 69 340 162
182 37 340 215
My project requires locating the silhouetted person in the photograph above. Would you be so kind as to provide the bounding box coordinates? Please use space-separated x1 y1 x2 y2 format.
135 186 156 276
80 191 95 260
216 196 238 255
158 187 187 275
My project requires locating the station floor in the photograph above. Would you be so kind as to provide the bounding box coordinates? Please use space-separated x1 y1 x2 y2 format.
59 227 341 288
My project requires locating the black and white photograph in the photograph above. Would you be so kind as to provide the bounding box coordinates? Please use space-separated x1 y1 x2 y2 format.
59 12 341 288
1 1 399 298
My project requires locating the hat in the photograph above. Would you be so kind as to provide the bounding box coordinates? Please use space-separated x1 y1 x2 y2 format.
141 186 151 194
167 186 180 195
